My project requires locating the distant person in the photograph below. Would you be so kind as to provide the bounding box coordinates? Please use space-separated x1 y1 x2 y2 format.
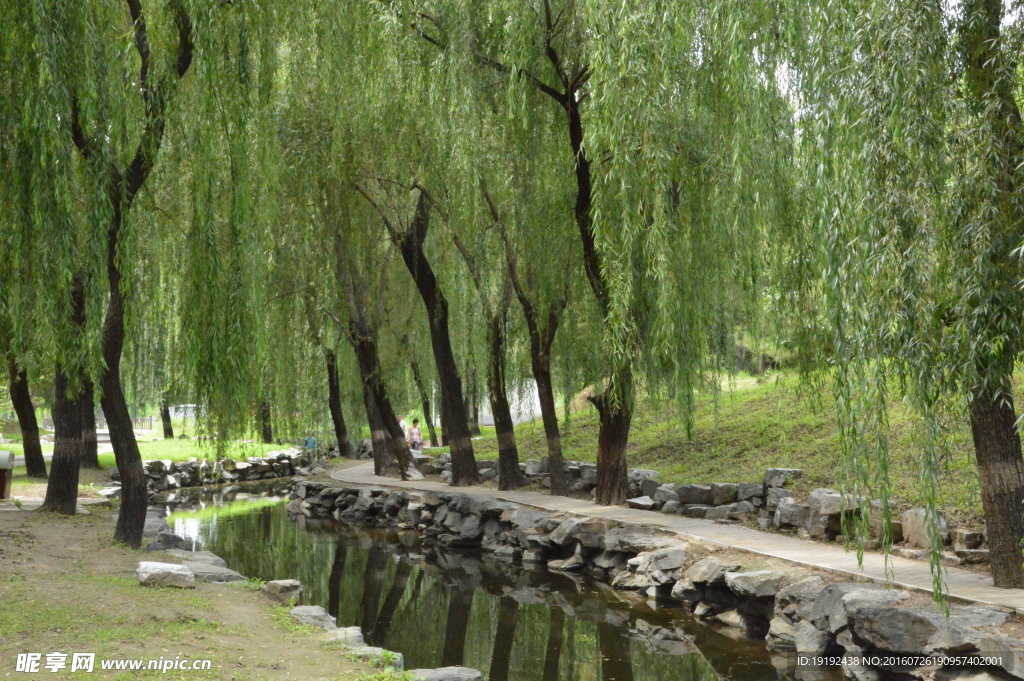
397 414 408 439
408 419 423 452
304 434 316 456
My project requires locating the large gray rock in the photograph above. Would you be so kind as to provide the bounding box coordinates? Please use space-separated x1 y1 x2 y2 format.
808 583 889 634
766 486 794 511
626 496 655 511
737 483 763 501
325 626 365 646
604 527 684 553
641 478 662 499
725 570 785 598
952 529 985 551
290 605 338 631
764 468 803 488
849 603 1007 655
902 508 949 549
184 561 245 583
137 562 195 589
775 576 826 623
684 556 741 586
143 517 170 538
159 549 227 568
654 484 680 504
548 544 586 572
795 620 830 654
766 617 797 651
625 547 687 586
774 499 810 529
347 646 404 670
262 579 303 605
807 488 844 516
144 531 191 551
549 517 584 546
711 483 739 506
408 668 483 681
677 485 713 505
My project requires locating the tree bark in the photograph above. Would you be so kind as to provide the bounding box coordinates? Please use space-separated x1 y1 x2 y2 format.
395 192 479 485
325 350 354 458
969 393 1024 587
41 366 85 515
350 333 414 479
487 313 524 490
7 359 46 478
488 596 519 681
541 607 564 681
468 373 481 436
440 587 474 667
259 400 273 444
410 359 439 447
591 368 633 505
362 382 399 476
159 396 173 439
81 380 99 469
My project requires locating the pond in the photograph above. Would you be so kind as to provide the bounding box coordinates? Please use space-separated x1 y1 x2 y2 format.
166 487 838 681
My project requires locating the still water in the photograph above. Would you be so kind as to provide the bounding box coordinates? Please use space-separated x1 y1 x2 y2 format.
165 484 833 681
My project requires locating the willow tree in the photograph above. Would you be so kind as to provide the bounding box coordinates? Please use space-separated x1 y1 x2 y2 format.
394 0 795 502
789 0 1024 588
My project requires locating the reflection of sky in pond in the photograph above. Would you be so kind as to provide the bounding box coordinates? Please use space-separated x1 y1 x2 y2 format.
173 498 840 681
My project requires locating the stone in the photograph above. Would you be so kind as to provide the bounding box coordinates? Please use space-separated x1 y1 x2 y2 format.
774 499 810 529
548 544 586 571
794 620 830 654
952 529 985 551
677 485 714 505
654 484 680 504
144 531 191 552
641 478 662 499
501 508 550 530
159 550 227 568
593 550 628 570
627 547 688 584
143 516 170 538
347 647 403 670
604 527 685 553
459 515 482 540
684 557 741 586
524 459 546 476
766 617 797 651
737 483 763 501
808 583 886 633
262 579 303 605
660 501 681 515
572 520 609 549
807 488 844 516
705 505 734 520
763 468 803 488
766 486 794 510
681 505 709 518
775 576 826 623
408 668 483 681
728 500 755 519
626 496 656 511
902 508 949 549
183 561 245 583
290 605 338 631
711 483 739 506
549 517 584 546
955 548 990 564
325 626 364 646
725 570 786 598
137 562 195 589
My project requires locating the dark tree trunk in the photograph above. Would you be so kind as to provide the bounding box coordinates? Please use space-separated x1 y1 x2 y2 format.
440 587 474 667
410 359 439 447
597 621 634 681
541 607 565 681
969 393 1024 587
487 314 524 490
533 356 567 495
591 369 633 506
396 193 479 485
488 596 520 681
41 365 85 515
81 379 99 469
468 373 481 436
363 382 398 476
160 396 173 439
359 546 389 642
373 559 413 646
7 359 46 478
259 400 273 444
351 333 414 479
325 350 354 458
327 542 348 619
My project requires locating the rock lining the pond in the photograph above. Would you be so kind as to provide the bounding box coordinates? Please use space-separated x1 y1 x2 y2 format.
262 579 303 605
408 668 483 681
291 481 1024 681
128 448 317 498
290 605 339 631
137 561 196 589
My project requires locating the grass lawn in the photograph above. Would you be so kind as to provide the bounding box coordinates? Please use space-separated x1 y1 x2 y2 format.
470 373 983 526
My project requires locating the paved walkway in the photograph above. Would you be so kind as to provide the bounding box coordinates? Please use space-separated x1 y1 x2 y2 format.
332 462 1024 614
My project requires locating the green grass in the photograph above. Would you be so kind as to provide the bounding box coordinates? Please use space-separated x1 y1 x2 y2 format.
471 372 983 525
97 438 284 468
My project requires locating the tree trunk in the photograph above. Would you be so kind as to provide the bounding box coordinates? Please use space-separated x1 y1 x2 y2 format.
259 400 273 444
533 356 567 495
468 373 481 436
350 333 413 479
362 382 398 476
597 621 634 681
7 359 46 478
541 607 564 681
440 587 474 667
160 396 174 439
488 596 519 681
591 369 633 506
397 192 479 485
81 380 99 468
327 542 348 619
410 359 439 447
325 350 354 458
487 314 524 490
40 366 85 515
373 559 413 646
969 392 1024 587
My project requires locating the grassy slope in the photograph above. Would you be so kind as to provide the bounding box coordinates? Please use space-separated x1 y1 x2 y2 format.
472 373 983 525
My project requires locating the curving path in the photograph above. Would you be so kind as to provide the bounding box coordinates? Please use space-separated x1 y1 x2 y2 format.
332 461 1024 614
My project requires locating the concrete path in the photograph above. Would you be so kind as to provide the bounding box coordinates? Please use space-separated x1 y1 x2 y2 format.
332 461 1024 615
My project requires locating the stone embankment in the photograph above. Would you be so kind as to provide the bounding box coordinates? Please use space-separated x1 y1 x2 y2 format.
291 480 1023 681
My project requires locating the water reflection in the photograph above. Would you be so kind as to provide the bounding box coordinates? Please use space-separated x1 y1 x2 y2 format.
169 498 840 681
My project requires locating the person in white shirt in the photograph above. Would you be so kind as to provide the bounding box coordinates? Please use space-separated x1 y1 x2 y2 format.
408 419 423 451
397 414 408 440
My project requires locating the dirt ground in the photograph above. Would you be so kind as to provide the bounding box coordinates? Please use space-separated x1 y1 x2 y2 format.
0 507 377 681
